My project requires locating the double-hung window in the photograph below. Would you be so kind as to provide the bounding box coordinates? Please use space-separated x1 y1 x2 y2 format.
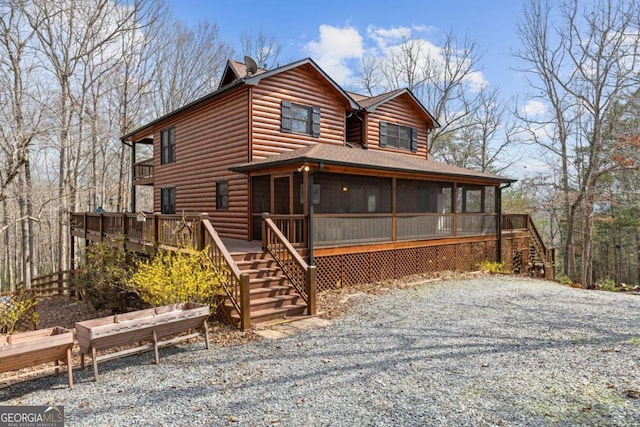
161 187 175 214
216 181 228 210
160 127 176 164
379 121 418 152
281 100 321 137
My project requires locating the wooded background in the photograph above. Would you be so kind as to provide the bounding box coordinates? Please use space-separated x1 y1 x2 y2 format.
1 0 638 291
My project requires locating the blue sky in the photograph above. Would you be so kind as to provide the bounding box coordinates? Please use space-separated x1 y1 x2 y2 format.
167 0 542 178
168 0 527 99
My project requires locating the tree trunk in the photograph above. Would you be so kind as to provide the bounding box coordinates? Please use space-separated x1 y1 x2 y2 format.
17 167 31 289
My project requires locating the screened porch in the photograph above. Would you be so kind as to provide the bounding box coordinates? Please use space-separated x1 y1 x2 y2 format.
251 171 499 248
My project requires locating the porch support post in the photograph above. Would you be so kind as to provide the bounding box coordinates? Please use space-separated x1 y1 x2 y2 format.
497 182 511 263
307 174 315 265
131 141 136 212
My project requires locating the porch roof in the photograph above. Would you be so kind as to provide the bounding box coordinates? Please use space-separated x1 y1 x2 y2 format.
231 144 516 184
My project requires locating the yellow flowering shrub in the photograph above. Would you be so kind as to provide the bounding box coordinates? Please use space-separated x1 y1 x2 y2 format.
0 290 39 334
129 246 225 307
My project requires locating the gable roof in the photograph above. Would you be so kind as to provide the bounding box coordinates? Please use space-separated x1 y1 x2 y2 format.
218 59 268 88
346 89 440 128
231 143 514 183
241 58 360 109
122 57 361 141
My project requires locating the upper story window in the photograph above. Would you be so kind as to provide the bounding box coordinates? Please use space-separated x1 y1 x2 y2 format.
216 180 228 210
281 100 320 137
161 186 175 214
160 127 176 164
379 122 417 152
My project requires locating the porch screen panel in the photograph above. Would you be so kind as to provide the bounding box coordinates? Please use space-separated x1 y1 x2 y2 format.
312 173 391 214
455 184 498 236
396 179 453 213
251 175 271 241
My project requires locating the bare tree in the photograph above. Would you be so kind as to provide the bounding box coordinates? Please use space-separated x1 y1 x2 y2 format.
240 30 281 69
149 18 232 115
354 56 382 96
24 0 143 275
0 1 43 288
515 0 640 287
434 87 518 174
354 29 496 161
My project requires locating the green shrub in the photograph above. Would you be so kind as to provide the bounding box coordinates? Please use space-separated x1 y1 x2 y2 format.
477 260 511 274
556 275 573 286
128 246 225 307
73 238 143 314
596 278 621 292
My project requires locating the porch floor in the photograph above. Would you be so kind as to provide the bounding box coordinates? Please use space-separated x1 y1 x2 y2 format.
221 238 263 254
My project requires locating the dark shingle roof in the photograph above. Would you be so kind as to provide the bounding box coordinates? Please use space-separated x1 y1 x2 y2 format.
231 144 514 183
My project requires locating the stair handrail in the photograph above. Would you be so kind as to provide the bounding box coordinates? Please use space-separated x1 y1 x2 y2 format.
262 214 316 315
526 215 556 279
201 218 251 329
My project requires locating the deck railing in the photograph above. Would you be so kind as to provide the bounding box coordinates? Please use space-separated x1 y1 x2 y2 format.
202 219 251 330
502 213 555 279
133 159 153 182
456 214 498 236
269 214 307 246
70 212 207 249
313 214 392 246
262 214 316 315
502 214 529 230
396 214 454 240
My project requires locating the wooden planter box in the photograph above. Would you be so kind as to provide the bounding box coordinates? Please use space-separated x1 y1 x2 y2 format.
0 327 74 387
75 302 210 381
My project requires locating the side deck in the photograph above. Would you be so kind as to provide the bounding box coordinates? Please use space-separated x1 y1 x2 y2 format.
70 212 553 281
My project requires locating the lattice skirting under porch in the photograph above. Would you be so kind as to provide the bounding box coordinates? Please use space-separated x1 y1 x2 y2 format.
314 239 499 292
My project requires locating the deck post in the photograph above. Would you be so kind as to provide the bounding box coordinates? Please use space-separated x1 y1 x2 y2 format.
153 214 160 245
99 213 104 242
239 273 251 330
306 266 317 315
261 212 270 251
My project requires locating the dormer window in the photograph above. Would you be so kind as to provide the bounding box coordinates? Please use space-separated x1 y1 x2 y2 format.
379 121 417 152
281 100 320 137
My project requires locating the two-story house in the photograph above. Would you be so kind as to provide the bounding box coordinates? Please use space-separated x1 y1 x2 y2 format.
73 57 551 328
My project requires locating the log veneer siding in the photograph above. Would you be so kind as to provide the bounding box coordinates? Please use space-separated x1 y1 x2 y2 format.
251 65 349 160
152 89 250 239
366 92 429 159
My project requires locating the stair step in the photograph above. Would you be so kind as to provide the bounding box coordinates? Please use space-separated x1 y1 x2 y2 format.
249 285 297 298
225 293 303 311
231 251 270 262
239 267 283 279
230 303 308 324
250 276 289 288
236 258 278 271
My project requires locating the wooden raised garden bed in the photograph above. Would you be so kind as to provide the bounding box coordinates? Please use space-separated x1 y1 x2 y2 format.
75 302 210 381
0 327 74 387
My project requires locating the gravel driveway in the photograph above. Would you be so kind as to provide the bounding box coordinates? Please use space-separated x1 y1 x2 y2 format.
2 276 640 426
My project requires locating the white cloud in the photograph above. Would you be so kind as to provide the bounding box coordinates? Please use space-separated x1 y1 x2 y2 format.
522 100 547 116
464 70 488 92
366 24 435 50
304 25 364 85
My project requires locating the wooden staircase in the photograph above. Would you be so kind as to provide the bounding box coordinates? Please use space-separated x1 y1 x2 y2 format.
224 251 307 326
